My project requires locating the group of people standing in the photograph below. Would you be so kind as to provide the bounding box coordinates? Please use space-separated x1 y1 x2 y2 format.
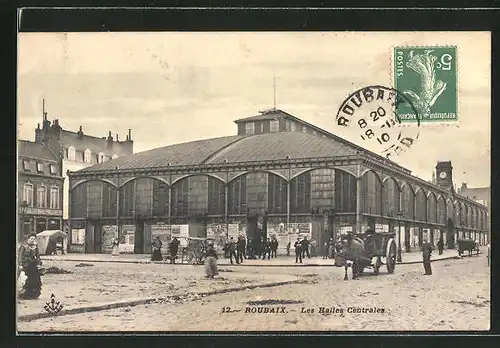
150 235 180 263
292 236 312 263
223 235 280 264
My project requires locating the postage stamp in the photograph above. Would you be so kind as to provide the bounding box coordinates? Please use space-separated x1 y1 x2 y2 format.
394 46 458 123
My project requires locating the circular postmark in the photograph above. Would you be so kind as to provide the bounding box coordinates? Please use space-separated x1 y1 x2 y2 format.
335 85 420 160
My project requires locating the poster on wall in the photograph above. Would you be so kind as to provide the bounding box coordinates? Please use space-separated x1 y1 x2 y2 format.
151 224 171 243
206 223 227 253
227 224 240 239
101 225 118 253
288 223 312 238
119 225 136 253
170 225 189 247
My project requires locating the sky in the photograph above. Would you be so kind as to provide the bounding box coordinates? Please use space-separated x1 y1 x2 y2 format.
17 32 490 187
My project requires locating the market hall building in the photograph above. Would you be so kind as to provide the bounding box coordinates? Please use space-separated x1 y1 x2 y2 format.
67 109 489 254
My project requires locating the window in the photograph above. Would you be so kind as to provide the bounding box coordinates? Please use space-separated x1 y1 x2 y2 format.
84 149 92 164
245 122 255 135
22 159 30 171
37 185 47 208
50 187 59 209
112 154 119 160
49 164 57 175
302 126 308 133
36 162 43 173
98 152 106 163
270 120 279 133
23 183 33 207
67 146 76 161
290 122 296 131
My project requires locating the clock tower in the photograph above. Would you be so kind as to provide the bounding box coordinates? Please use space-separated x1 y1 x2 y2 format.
435 161 453 190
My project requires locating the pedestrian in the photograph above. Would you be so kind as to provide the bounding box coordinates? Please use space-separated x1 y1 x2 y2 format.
168 237 180 264
261 238 271 260
422 240 433 275
112 237 119 256
204 242 218 279
328 238 335 259
301 236 311 259
294 237 303 263
246 237 253 259
151 235 163 261
322 241 329 259
229 237 239 265
286 241 291 256
270 237 279 258
310 239 317 257
18 232 42 299
437 237 444 255
236 236 245 263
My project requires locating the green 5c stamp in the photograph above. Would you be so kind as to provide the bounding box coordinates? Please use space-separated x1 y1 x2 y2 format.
394 46 457 122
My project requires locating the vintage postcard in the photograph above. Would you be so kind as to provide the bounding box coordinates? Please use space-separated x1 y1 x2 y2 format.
16 31 490 332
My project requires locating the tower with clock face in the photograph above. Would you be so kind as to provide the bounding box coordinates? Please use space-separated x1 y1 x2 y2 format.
436 161 453 190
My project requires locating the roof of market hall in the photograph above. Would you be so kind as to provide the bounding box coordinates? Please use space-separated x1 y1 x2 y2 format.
74 109 407 174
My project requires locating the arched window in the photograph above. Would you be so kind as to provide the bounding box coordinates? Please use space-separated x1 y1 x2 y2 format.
415 189 427 222
437 196 446 225
23 183 33 207
37 185 47 208
427 193 437 223
334 169 356 213
382 178 400 216
228 174 247 215
84 149 92 164
50 186 59 209
360 170 382 215
401 184 415 220
268 173 287 214
290 171 311 214
67 146 76 161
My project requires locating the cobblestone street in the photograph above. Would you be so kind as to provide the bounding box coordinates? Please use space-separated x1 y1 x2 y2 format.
17 253 490 332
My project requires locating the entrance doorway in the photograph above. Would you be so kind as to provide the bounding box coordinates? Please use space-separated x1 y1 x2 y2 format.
36 218 47 233
85 221 102 253
447 218 455 249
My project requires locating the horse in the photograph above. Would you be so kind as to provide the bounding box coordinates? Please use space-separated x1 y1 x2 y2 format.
335 236 366 281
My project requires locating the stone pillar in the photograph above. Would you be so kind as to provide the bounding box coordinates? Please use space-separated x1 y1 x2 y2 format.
355 164 362 234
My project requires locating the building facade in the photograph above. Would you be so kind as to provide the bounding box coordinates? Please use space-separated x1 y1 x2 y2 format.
67 109 489 254
457 183 491 244
34 107 134 228
18 140 64 240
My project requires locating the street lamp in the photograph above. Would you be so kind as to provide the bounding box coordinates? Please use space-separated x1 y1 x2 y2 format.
396 211 404 262
20 200 28 239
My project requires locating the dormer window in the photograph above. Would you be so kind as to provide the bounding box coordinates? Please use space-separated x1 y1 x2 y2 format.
302 126 308 133
36 162 43 173
112 154 118 160
68 146 76 161
245 122 255 135
270 120 279 133
290 122 296 131
98 152 106 163
49 164 57 175
22 159 30 171
84 149 92 164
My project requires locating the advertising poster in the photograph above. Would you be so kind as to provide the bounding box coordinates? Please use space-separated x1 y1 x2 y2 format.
101 225 118 253
206 223 227 253
119 225 135 253
170 225 189 247
151 224 171 243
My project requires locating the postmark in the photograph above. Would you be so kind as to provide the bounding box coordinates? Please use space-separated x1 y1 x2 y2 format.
394 46 457 123
336 85 420 160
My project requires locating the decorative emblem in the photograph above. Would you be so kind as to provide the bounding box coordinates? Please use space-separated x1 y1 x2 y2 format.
44 293 64 315
439 171 447 179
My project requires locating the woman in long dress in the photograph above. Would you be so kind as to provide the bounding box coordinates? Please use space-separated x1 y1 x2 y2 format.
151 236 163 261
204 242 218 278
18 232 42 299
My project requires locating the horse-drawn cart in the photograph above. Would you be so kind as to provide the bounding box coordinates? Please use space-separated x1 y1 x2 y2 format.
335 230 398 279
179 237 215 265
457 238 480 257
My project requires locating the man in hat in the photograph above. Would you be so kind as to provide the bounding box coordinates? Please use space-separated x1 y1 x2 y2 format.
294 237 303 264
422 240 433 275
228 237 239 265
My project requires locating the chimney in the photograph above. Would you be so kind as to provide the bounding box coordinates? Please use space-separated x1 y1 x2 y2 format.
77 125 84 138
128 129 132 140
37 123 40 130
116 134 119 142
432 171 436 185
461 183 467 192
54 119 59 126
107 131 113 149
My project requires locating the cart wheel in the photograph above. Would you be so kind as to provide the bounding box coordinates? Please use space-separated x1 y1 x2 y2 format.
373 257 381 275
386 238 397 274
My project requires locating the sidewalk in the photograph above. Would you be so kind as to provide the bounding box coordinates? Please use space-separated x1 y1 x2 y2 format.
41 248 472 266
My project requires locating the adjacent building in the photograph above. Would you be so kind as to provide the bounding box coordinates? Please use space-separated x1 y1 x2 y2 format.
458 183 491 244
18 140 64 240
34 105 134 230
67 108 489 254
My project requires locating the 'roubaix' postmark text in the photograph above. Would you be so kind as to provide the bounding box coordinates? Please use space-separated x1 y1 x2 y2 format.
336 85 420 160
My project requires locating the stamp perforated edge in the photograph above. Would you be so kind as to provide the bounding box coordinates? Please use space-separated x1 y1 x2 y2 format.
389 44 460 128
